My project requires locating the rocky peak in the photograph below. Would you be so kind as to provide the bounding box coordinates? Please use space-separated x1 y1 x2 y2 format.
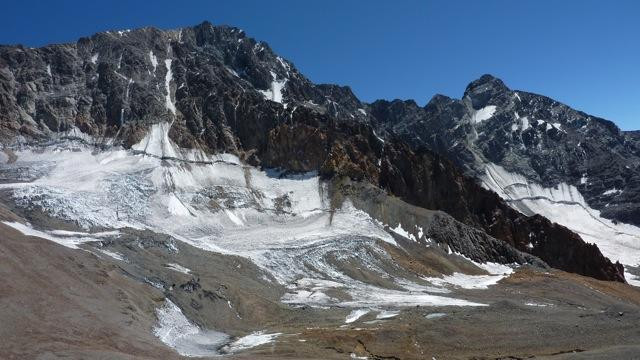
369 73 640 233
426 93 456 107
0 21 376 146
369 99 422 126
463 74 511 109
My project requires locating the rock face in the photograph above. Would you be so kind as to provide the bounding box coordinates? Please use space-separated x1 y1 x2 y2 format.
335 179 547 268
370 74 640 227
0 22 368 150
0 22 628 281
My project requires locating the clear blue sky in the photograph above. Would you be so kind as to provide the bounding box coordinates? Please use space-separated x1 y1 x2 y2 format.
1 0 638 130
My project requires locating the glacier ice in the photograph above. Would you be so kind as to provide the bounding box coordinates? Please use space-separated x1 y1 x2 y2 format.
0 129 510 314
481 162 640 280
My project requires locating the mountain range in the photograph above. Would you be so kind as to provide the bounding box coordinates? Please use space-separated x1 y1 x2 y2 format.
1 21 639 359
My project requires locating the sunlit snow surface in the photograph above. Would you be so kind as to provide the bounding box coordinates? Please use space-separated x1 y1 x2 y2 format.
345 309 370 323
165 263 192 274
259 70 287 104
471 105 497 124
482 163 640 282
164 59 176 115
154 299 228 357
154 299 280 356
223 331 281 353
2 221 118 249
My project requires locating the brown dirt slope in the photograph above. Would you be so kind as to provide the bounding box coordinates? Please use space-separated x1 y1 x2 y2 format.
0 222 179 359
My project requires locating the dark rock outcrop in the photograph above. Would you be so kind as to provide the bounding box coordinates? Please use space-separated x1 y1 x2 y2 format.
333 179 547 268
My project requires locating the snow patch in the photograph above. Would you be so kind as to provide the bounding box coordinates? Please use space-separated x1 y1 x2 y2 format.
259 71 287 104
626 272 640 287
390 223 416 241
120 77 133 125
521 117 530 131
226 66 239 77
471 105 497 124
423 248 514 289
276 56 290 74
165 263 191 274
425 312 446 319
132 122 178 158
375 310 400 319
512 115 531 132
164 59 176 115
525 302 551 307
224 331 280 352
345 309 370 323
603 189 622 196
3 221 101 249
149 51 158 74
98 249 126 261
49 229 119 237
538 120 565 132
154 299 230 357
338 284 486 307
424 272 507 290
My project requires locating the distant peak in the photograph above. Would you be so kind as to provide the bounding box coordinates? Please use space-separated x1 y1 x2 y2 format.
428 93 455 104
463 74 511 109
464 74 509 95
196 20 214 28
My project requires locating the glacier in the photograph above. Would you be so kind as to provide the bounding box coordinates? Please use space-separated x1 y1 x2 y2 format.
0 127 528 356
481 162 640 284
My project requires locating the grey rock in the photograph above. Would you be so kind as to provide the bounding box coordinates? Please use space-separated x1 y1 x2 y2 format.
371 74 640 226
